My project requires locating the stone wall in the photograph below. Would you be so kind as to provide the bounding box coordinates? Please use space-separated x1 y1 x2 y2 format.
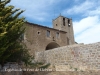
35 42 100 71
20 71 100 75
24 22 68 55
53 16 75 44
0 62 22 75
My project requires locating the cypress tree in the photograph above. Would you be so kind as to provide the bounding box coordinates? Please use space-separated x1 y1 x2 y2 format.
0 0 50 69
0 0 31 66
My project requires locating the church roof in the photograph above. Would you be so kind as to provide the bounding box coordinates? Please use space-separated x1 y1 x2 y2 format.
26 22 67 33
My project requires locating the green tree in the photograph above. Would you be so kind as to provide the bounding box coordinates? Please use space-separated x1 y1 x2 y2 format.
0 0 31 66
0 0 50 70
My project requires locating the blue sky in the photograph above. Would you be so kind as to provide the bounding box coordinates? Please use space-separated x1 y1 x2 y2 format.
9 0 100 44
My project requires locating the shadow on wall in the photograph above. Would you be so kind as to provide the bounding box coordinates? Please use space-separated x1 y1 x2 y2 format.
45 42 60 50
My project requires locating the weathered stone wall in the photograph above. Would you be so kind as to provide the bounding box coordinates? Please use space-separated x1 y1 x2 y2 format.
53 16 75 44
1 71 100 75
20 71 100 75
24 16 75 55
24 22 68 55
0 62 22 75
35 42 100 71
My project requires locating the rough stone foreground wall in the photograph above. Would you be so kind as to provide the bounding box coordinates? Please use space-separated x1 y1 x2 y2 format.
0 72 22 75
35 42 100 71
0 63 22 75
16 71 100 75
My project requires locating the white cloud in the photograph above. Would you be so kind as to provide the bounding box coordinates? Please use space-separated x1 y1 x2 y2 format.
62 0 95 15
74 16 100 44
73 16 99 35
75 25 100 44
61 0 100 44
9 0 62 22
86 7 100 16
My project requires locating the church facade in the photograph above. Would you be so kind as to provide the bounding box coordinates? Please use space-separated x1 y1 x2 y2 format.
24 15 75 55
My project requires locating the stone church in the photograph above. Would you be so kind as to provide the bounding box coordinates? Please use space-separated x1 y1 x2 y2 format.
24 15 75 55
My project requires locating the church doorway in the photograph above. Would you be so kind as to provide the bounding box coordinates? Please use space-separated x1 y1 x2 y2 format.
45 42 60 50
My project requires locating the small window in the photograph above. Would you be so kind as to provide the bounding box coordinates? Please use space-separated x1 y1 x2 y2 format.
38 31 40 35
56 32 59 38
53 37 55 41
63 18 65 26
68 19 70 27
56 24 57 26
47 30 50 37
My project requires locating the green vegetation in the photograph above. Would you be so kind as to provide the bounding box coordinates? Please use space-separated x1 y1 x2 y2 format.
0 0 31 67
0 0 50 70
74 68 78 71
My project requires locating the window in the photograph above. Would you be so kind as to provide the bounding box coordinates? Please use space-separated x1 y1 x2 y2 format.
56 32 59 38
38 31 40 35
63 18 65 26
68 19 70 27
53 37 55 41
47 30 50 37
56 24 57 26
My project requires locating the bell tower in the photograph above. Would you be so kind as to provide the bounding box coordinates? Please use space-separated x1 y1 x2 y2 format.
52 15 75 44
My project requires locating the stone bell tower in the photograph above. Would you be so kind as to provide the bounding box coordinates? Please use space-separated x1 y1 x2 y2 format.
52 15 75 45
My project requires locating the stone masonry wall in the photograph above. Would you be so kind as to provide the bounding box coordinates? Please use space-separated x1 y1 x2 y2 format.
24 22 68 55
0 62 22 75
35 42 100 71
